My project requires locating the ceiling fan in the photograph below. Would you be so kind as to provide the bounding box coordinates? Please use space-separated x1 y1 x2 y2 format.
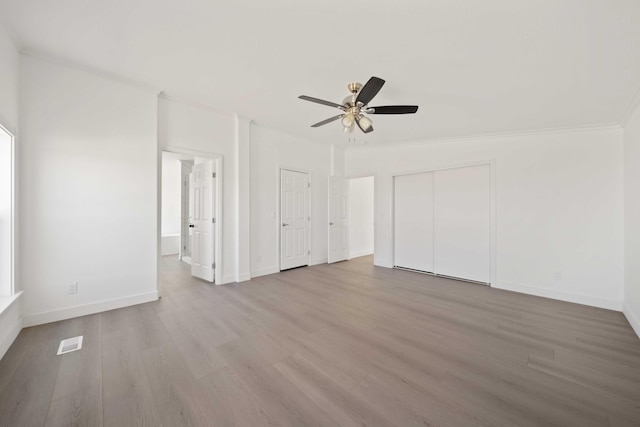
298 76 419 134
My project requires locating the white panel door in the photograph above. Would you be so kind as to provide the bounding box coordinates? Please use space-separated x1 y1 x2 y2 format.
191 161 215 282
394 172 435 272
434 164 491 283
280 169 309 270
187 172 194 259
328 176 350 263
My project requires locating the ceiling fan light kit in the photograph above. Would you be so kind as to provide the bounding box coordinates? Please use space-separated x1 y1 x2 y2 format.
299 76 419 134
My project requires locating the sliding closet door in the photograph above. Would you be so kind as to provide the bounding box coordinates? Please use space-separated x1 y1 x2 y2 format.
394 172 434 272
434 165 491 283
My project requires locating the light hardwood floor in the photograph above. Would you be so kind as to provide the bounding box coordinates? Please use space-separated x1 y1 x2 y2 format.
1 255 639 426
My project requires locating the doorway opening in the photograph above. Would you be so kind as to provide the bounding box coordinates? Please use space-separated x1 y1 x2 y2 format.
0 124 14 298
348 176 374 261
159 148 222 291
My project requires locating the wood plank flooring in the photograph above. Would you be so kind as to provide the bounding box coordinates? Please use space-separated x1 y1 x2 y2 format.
1 255 639 426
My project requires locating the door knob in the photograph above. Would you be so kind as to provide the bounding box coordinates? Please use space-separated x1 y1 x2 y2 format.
189 224 195 228
282 223 289 227
329 222 334 225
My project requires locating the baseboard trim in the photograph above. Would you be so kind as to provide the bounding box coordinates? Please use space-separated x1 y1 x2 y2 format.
349 250 374 259
0 316 22 361
237 273 251 283
221 275 235 285
23 291 159 327
623 303 640 339
0 299 23 361
493 281 622 311
310 257 328 266
251 266 279 278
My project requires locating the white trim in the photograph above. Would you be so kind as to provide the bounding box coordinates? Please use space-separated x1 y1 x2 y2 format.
493 281 622 311
21 50 160 93
158 93 234 118
159 146 223 287
345 123 622 150
391 160 497 286
0 291 23 360
0 313 22 361
22 291 159 327
311 257 328 266
349 250 374 258
221 275 236 285
251 266 279 278
237 273 251 283
0 290 22 314
623 303 640 339
0 123 15 297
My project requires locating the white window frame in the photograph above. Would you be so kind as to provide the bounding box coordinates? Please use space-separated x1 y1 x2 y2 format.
0 122 15 297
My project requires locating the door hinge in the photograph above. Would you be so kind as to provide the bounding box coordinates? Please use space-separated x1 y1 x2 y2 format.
212 262 216 269
212 218 215 223
308 216 311 221
308 182 310 188
212 172 216 178
308 250 310 255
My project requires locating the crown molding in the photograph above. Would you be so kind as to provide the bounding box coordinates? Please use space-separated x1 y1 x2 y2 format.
20 49 161 94
250 120 331 147
158 92 236 117
345 122 622 151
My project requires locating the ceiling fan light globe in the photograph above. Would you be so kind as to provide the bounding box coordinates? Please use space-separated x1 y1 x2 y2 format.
359 115 373 131
341 114 354 128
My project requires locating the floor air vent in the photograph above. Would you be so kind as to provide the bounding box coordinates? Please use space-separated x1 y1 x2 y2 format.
57 336 83 355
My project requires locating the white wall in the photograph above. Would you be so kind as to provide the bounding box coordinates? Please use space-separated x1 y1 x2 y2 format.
250 124 332 277
19 55 159 326
158 97 243 283
624 104 640 336
347 128 624 310
161 154 181 235
0 24 20 360
0 27 18 134
348 176 374 258
161 153 181 255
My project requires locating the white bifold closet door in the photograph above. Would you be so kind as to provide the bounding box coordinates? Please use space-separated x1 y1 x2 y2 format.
394 172 435 272
433 165 491 283
394 164 491 284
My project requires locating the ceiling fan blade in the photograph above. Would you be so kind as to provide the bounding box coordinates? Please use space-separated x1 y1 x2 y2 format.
311 114 343 128
355 115 374 134
355 76 385 106
299 95 345 110
368 105 419 114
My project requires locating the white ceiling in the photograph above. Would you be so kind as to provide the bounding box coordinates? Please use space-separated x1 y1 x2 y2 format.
1 0 639 144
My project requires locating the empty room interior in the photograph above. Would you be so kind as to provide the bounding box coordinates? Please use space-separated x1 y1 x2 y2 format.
1 1 640 426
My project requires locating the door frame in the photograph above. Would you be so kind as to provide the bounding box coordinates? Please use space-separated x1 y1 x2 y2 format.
391 160 497 286
158 146 223 292
278 166 312 270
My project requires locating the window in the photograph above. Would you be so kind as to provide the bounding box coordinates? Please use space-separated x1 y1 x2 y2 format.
0 123 14 297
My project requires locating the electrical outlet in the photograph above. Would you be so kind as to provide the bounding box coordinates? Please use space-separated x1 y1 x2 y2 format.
67 282 78 294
